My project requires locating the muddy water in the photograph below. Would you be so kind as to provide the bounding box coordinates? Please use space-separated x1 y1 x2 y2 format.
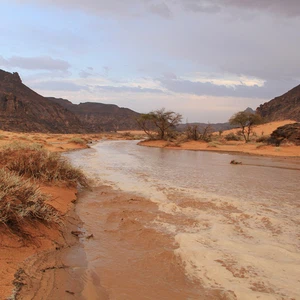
67 140 300 300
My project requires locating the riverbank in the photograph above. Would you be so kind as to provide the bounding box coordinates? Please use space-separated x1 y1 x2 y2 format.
139 139 300 157
0 132 93 299
139 120 300 158
0 130 146 299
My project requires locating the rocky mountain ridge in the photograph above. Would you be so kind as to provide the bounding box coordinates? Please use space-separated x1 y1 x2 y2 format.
0 70 85 133
0 69 140 133
256 84 300 122
47 97 140 132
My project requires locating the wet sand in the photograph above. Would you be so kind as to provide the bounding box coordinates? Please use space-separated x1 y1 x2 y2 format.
76 185 229 300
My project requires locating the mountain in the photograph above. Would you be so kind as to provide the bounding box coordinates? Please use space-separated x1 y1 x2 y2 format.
244 107 255 114
0 70 85 133
47 97 140 132
256 84 300 122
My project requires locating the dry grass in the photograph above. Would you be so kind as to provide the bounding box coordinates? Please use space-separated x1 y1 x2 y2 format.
68 137 86 145
0 143 88 187
0 168 60 232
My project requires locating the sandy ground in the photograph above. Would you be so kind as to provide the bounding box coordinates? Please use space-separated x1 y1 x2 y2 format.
221 120 296 136
0 131 95 299
140 120 300 157
0 185 79 299
0 131 131 152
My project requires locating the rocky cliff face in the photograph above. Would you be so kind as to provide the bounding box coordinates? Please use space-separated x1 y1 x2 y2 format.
0 69 85 133
47 97 140 132
256 84 300 122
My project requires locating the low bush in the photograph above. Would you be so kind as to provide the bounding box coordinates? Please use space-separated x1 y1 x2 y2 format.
256 135 270 143
0 168 60 231
0 144 88 187
207 142 218 148
225 133 241 141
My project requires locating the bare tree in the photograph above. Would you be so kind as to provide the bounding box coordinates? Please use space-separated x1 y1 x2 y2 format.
229 111 262 142
137 108 182 140
186 124 200 140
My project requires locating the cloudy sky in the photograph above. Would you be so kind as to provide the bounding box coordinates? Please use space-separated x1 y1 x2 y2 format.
1 0 300 122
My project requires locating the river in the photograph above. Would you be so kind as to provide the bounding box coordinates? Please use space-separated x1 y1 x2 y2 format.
67 140 300 300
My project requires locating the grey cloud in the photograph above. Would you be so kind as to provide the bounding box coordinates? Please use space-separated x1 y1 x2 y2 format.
31 81 87 91
95 85 164 94
19 0 300 17
159 77 299 99
219 0 300 17
178 0 300 17
0 55 70 71
149 2 172 18
18 0 172 18
182 2 220 13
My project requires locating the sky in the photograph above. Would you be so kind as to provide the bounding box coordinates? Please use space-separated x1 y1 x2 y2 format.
1 0 300 123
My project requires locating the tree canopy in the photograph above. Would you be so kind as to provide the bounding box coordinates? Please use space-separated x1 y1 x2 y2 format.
229 111 262 142
137 108 182 140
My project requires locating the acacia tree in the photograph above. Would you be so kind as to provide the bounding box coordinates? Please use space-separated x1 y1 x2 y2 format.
229 111 262 142
137 108 182 140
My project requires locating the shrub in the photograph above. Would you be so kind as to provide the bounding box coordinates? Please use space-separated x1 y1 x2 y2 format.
208 142 218 148
0 144 88 187
256 135 270 143
225 133 241 141
69 137 86 145
0 168 60 231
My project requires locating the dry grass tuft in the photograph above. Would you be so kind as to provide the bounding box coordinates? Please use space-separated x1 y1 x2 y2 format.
0 168 60 232
69 137 86 145
0 143 88 187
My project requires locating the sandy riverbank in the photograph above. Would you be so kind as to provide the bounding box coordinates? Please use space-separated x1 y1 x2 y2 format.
0 131 121 299
139 120 300 157
139 139 300 157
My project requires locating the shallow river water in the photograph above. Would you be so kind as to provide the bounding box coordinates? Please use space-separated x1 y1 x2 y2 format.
67 140 300 300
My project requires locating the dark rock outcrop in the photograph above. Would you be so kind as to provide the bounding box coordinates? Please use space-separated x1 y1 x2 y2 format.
0 69 85 133
47 97 140 132
257 84 300 122
269 123 300 146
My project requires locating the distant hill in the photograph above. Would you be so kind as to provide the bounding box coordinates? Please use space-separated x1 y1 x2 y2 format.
0 70 85 133
256 84 300 122
0 69 141 133
47 97 140 132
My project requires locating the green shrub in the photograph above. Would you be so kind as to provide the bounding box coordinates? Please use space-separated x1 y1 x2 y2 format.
0 168 60 231
0 144 88 187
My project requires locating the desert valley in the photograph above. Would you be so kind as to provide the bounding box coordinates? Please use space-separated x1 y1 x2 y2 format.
1 2 300 299
0 68 299 299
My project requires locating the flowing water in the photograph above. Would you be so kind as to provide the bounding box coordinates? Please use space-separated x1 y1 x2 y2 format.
67 140 300 300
